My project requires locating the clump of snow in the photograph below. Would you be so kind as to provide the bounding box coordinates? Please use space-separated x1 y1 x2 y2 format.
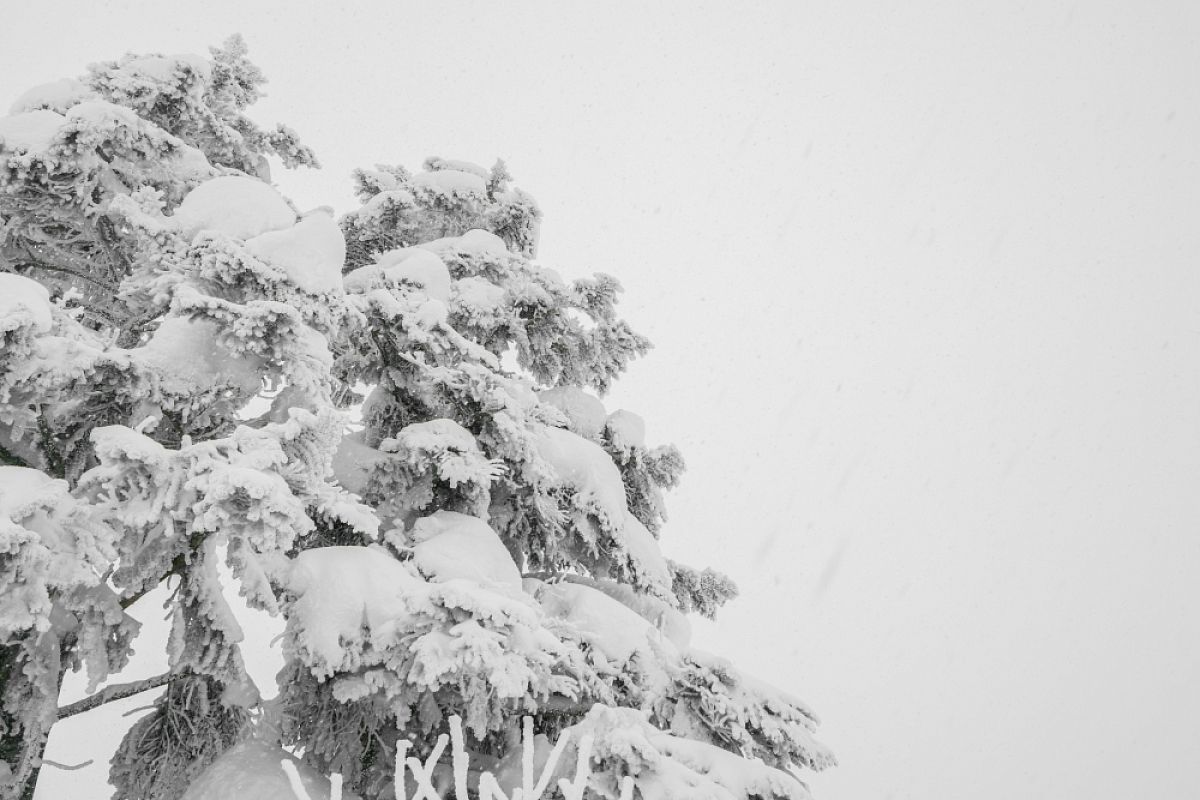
419 228 511 259
557 706 814 800
124 53 211 88
330 430 389 495
424 157 490 179
376 248 452 302
538 388 607 439
409 510 522 590
413 169 487 197
536 581 656 663
179 738 360 800
565 575 692 650
620 511 673 593
8 78 94 114
64 99 141 129
536 426 626 523
453 276 507 315
0 109 64 153
245 209 346 294
131 316 264 397
173 176 295 241
606 409 646 452
287 546 420 677
0 273 53 333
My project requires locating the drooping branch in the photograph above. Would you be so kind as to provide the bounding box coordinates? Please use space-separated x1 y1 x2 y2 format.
56 673 175 721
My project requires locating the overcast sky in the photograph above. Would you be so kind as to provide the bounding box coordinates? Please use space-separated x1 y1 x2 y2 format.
7 2 1200 799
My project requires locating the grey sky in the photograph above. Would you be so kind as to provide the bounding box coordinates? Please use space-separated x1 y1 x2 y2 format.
6 2 1199 798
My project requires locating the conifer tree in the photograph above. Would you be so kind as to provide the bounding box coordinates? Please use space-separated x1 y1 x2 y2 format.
0 39 833 800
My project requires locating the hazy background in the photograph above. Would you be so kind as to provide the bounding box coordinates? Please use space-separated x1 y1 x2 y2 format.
6 2 1200 798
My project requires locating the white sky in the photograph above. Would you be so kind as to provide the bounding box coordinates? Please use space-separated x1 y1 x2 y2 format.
6 2 1200 799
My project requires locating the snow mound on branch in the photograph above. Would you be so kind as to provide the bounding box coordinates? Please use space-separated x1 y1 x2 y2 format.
245 209 346 294
0 109 64 153
409 511 522 590
621 511 673 593
180 738 360 800
8 78 94 114
539 387 607 439
537 581 657 663
418 228 512 260
606 409 646 452
0 273 53 333
124 53 211 86
377 248 452 302
424 157 489 179
132 316 264 396
536 426 625 522
563 705 813 800
173 176 295 241
330 429 390 495
453 276 507 315
287 546 421 676
65 99 141 128
413 168 487 197
565 575 692 649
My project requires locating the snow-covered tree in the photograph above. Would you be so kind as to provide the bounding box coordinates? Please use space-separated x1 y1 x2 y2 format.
0 39 834 800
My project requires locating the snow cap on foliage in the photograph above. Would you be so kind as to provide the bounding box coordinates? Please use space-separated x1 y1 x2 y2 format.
245 208 346 294
409 510 522 590
559 705 814 800
607 409 647 452
536 426 626 522
375 247 452 302
539 386 608 439
413 168 487 197
179 738 360 800
419 227 512 259
173 175 295 240
0 273 53 334
131 315 265 397
330 429 390 495
536 580 660 663
287 546 420 677
0 109 64 153
8 77 95 114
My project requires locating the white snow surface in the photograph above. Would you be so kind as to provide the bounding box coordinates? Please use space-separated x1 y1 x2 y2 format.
0 109 64 153
412 168 487 196
376 248 452 302
65 99 141 129
330 429 389 495
131 316 264 397
620 510 674 594
606 409 647 451
453 276 507 315
425 157 490 179
173 176 296 241
536 580 657 663
245 209 346 294
287 546 420 676
539 387 608 439
535 425 626 523
409 510 522 590
8 78 93 114
179 738 360 800
123 53 211 87
420 228 511 259
0 273 53 333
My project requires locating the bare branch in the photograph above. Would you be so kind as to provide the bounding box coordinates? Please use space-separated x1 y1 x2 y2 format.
41 758 94 771
56 673 175 720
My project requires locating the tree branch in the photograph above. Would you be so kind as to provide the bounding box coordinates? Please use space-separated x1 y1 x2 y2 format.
56 673 174 720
